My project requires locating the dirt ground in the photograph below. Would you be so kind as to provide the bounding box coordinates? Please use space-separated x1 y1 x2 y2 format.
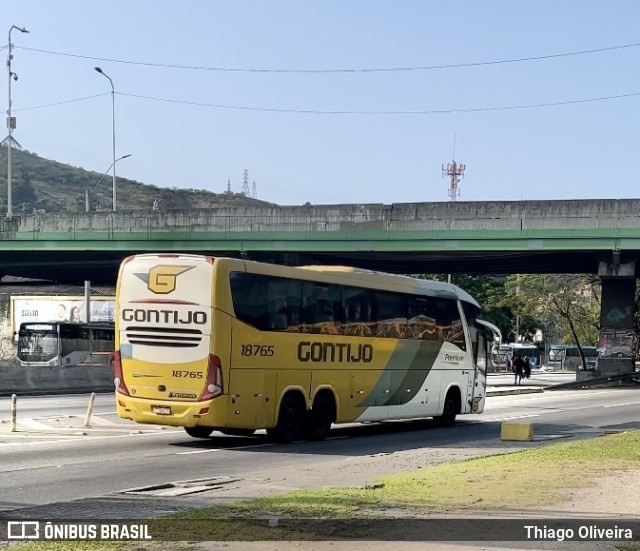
184 438 639 551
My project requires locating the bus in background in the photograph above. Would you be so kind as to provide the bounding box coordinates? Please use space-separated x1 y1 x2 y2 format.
491 344 512 371
509 342 542 369
114 254 500 443
542 344 597 371
17 321 115 367
563 345 598 371
546 344 566 370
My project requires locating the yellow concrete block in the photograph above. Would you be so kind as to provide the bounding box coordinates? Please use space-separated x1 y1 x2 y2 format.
500 422 534 441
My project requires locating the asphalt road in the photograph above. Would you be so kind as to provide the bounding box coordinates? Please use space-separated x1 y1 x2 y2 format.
1 384 639 521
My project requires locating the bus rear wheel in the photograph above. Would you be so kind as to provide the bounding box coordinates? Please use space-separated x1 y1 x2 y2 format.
304 393 335 441
184 426 214 438
267 394 304 443
433 390 459 427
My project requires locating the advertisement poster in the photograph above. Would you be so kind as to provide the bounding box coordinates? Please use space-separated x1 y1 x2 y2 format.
12 296 115 335
598 327 638 358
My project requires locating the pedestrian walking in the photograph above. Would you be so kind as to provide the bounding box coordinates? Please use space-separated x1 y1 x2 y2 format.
514 354 525 385
523 356 531 379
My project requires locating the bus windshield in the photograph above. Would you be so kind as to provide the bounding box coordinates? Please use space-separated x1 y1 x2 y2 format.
17 323 59 366
510 344 540 368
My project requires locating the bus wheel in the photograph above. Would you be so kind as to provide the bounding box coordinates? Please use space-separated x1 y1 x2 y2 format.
304 393 336 441
184 426 214 438
433 390 459 427
267 394 304 443
220 429 256 437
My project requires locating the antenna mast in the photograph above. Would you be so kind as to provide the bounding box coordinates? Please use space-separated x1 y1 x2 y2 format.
442 135 466 201
442 161 466 201
241 169 250 196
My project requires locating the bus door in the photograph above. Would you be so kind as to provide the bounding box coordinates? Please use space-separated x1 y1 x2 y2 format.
473 320 499 413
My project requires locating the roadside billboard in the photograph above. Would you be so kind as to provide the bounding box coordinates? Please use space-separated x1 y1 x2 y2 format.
11 296 115 337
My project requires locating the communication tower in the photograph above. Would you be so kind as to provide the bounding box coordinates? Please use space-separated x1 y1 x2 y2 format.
442 160 466 201
241 169 250 196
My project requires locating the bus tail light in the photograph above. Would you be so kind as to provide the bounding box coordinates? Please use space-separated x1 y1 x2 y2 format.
199 354 223 401
113 350 130 396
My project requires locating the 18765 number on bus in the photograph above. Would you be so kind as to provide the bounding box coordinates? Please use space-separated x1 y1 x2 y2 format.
240 344 274 357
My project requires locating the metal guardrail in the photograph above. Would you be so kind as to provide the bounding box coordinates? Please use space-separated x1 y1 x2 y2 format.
547 371 640 390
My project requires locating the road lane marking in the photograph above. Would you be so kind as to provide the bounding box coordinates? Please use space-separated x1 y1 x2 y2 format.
176 449 223 455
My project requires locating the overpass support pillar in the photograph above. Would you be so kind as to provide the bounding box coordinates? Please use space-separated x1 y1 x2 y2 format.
594 261 637 379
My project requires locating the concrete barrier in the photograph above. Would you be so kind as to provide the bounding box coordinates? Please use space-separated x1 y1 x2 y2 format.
500 422 534 441
0 364 114 396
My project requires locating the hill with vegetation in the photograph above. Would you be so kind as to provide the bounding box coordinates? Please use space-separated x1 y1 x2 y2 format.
0 147 273 213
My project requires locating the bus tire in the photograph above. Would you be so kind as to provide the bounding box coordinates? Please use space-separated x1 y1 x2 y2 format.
220 428 256 437
433 390 459 427
304 392 336 441
267 393 304 443
184 426 214 438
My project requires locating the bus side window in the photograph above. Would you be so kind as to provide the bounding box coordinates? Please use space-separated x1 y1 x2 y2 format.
432 298 465 350
230 272 269 330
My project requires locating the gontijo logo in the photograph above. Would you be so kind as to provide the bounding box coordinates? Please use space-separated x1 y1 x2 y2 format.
134 265 194 294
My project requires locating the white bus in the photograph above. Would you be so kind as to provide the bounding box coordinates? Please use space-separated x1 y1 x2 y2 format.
17 321 115 367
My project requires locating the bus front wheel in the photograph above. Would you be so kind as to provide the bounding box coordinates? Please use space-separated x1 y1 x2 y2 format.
267 394 304 443
433 390 459 427
184 426 214 438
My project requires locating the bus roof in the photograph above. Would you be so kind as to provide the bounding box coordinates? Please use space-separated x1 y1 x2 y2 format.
288 265 479 307
122 254 481 308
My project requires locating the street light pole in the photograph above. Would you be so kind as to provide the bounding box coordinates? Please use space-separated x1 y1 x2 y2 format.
85 154 131 212
94 67 117 212
5 25 29 218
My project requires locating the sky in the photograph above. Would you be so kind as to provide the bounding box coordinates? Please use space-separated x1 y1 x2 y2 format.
3 1 640 206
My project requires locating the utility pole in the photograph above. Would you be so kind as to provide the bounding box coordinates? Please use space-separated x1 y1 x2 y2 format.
515 274 521 342
4 25 29 218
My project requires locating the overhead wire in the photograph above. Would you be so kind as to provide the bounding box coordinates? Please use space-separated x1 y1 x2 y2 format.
14 93 109 112
17 41 640 73
15 90 636 115
11 41 640 115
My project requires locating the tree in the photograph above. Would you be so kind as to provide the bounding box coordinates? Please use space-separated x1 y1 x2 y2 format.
416 274 514 342
503 274 600 368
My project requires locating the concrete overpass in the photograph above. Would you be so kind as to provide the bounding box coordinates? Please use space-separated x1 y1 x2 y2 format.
1 198 640 285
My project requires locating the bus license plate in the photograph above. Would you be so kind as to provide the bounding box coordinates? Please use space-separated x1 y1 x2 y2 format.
152 405 171 415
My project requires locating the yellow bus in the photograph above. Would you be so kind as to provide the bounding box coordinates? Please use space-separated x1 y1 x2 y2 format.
114 254 498 442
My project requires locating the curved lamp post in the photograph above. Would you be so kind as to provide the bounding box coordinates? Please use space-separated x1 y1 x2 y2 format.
94 66 117 212
85 154 131 212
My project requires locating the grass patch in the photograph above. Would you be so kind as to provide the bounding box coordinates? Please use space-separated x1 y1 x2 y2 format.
175 430 640 519
8 431 640 547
